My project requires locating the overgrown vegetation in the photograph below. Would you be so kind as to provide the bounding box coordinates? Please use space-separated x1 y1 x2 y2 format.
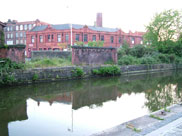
118 10 182 65
0 30 5 47
150 114 164 120
75 41 104 47
72 67 84 77
0 58 24 85
25 58 72 69
92 66 120 76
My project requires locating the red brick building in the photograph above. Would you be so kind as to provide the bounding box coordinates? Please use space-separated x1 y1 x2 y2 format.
4 19 48 45
26 24 144 57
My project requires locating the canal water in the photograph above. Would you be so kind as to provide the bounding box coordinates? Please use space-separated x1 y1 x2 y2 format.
0 70 182 136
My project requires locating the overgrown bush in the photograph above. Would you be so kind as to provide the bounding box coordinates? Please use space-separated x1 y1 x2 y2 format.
72 67 84 77
92 66 120 76
0 58 24 85
118 55 139 65
138 56 157 64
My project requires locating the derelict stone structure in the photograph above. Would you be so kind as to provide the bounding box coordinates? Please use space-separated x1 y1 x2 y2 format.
72 46 117 65
0 45 26 63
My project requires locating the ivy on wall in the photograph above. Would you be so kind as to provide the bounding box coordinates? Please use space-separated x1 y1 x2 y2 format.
0 30 5 47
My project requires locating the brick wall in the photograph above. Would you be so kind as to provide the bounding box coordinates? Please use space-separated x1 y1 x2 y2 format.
72 46 117 65
0 45 25 63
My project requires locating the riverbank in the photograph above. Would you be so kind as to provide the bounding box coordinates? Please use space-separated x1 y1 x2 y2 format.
1 64 182 86
92 104 182 136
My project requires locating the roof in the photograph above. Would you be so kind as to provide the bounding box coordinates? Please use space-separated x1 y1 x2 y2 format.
0 21 6 27
30 24 119 32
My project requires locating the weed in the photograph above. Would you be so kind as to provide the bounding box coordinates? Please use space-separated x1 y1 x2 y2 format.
150 114 164 120
32 74 39 81
72 68 84 77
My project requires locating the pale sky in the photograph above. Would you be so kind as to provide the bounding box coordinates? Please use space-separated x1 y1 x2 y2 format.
1 0 182 32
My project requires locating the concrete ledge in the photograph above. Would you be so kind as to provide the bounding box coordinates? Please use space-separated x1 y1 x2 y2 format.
92 104 182 136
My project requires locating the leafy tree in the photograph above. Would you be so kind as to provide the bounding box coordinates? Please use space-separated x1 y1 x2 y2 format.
144 9 182 46
88 41 104 47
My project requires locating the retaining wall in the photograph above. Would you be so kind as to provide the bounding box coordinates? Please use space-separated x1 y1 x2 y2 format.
31 51 71 60
3 64 182 85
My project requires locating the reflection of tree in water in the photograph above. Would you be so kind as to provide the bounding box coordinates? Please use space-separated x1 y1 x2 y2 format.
144 74 182 112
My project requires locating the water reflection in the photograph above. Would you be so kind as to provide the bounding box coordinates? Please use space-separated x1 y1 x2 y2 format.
0 70 182 136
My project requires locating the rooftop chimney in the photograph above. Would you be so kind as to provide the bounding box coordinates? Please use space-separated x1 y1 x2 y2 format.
96 13 102 27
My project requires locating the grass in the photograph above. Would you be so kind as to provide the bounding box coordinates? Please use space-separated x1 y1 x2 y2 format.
150 114 164 120
25 58 72 69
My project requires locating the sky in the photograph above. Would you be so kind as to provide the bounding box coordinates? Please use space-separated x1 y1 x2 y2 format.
1 0 182 32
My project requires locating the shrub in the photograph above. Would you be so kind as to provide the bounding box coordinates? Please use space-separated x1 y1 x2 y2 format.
92 66 120 76
0 58 24 85
32 74 39 81
72 67 84 77
138 56 157 64
118 55 139 65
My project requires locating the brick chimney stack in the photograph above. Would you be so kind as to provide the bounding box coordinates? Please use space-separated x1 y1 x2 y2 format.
96 13 102 27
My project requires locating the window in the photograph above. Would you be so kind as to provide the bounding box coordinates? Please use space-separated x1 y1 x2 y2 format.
11 33 13 38
110 36 114 43
7 27 9 31
39 48 42 50
10 26 13 31
84 34 87 42
119 37 121 43
28 24 32 30
20 32 23 37
24 32 26 37
31 36 35 43
24 24 27 30
16 25 19 31
7 34 10 39
51 34 54 41
40 35 43 43
57 34 61 42
20 39 23 44
75 34 79 41
20 25 23 30
131 37 135 44
24 40 26 44
66 34 69 42
16 40 19 44
16 32 19 38
101 35 104 41
140 38 143 44
92 35 96 41
48 35 51 42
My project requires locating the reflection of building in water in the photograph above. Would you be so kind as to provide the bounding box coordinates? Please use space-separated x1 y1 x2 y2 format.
33 86 122 110
0 101 28 136
33 92 72 106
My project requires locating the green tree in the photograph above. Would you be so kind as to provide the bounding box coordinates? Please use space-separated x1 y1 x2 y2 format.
144 9 182 46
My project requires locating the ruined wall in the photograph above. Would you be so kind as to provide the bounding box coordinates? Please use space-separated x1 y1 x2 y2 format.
72 46 117 65
0 45 25 63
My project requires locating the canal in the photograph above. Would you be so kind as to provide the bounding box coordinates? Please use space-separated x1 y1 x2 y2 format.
0 70 182 136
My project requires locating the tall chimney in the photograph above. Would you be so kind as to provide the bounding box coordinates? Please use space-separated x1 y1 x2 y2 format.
96 13 102 27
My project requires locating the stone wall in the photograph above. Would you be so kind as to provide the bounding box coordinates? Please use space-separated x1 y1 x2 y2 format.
72 46 117 65
31 51 71 60
2 64 181 86
0 45 25 63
